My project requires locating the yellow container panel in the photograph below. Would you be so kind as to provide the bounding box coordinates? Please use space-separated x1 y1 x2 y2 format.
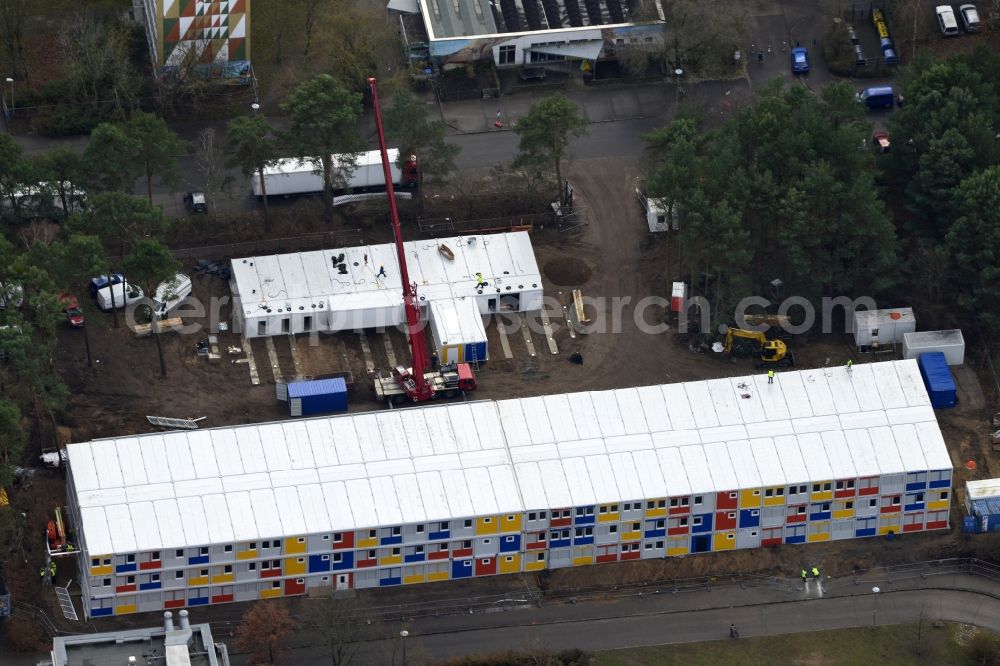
188 576 209 586
284 537 307 554
645 507 667 518
379 555 402 566
572 556 593 567
211 574 235 584
621 530 641 541
236 550 257 561
739 489 762 507
713 532 736 551
524 560 546 572
811 490 833 502
598 512 620 523
500 514 522 531
90 565 113 576
499 555 521 574
403 574 425 585
927 499 949 511
285 558 306 575
476 516 499 535
427 571 449 582
667 546 688 556
807 533 831 543
115 604 137 615
763 494 786 508
832 509 855 520
356 536 378 549
259 588 282 599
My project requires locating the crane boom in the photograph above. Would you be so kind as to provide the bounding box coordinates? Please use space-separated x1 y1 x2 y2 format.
368 77 434 401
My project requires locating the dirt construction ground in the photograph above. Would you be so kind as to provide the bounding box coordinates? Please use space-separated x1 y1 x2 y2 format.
5 156 996 645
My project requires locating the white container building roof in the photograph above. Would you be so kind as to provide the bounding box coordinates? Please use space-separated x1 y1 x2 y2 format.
67 360 951 556
231 232 543 334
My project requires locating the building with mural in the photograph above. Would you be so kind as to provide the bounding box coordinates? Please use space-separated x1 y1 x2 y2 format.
136 0 250 71
65 360 951 618
389 0 664 69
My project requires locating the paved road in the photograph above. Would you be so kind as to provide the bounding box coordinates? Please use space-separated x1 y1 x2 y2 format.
222 571 1000 664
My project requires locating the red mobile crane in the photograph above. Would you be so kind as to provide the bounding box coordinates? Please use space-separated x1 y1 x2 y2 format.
368 77 477 405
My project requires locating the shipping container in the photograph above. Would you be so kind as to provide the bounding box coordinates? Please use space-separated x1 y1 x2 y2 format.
253 150 416 198
903 329 965 365
917 352 956 409
671 282 687 314
429 298 488 365
965 478 1000 514
969 499 1000 533
852 308 915 349
287 377 348 416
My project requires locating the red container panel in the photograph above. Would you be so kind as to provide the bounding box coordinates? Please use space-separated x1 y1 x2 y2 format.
475 557 497 576
284 579 306 596
211 594 234 604
164 599 185 609
139 561 161 571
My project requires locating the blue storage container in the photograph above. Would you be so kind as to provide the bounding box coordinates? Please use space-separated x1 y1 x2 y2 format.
970 499 1000 533
917 352 957 409
287 377 348 416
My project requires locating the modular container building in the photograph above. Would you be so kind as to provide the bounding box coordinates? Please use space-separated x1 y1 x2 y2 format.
230 232 543 339
65 359 952 619
917 352 957 409
852 308 916 350
903 330 965 366
287 378 348 417
429 298 488 365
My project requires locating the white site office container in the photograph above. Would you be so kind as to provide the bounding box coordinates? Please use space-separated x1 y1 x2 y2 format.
903 330 965 366
852 308 916 349
429 298 488 364
253 150 403 197
152 273 192 318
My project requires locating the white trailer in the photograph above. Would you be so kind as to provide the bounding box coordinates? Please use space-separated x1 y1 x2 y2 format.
851 307 916 350
252 149 417 198
903 329 965 365
152 273 192 318
635 179 678 233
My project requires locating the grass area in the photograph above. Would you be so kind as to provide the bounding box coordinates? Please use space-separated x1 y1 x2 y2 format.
595 623 978 666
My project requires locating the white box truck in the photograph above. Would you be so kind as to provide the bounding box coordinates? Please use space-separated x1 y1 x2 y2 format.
252 149 419 198
96 280 144 311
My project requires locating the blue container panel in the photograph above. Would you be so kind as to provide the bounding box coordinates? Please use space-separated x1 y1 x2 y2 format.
331 553 354 570
308 555 331 573
573 536 595 546
549 537 571 549
188 556 209 566
809 510 831 521
785 534 806 545
404 553 425 563
574 512 596 525
691 534 712 553
379 577 401 587
139 582 161 591
429 530 451 541
452 560 473 578
906 481 927 491
692 514 713 533
91 607 113 617
929 478 951 489
464 341 488 362
856 528 876 537
963 516 977 533
115 563 137 573
738 510 760 528
644 529 666 539
500 535 521 552
904 502 925 512
380 535 402 546
188 597 209 606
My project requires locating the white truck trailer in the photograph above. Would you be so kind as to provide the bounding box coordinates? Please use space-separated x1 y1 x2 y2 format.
252 149 419 198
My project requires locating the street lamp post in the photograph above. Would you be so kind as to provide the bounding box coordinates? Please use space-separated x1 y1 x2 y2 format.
4 77 13 132
399 629 409 665
251 102 260 115
872 586 880 628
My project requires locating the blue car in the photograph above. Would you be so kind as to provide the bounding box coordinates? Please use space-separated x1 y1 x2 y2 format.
88 273 124 298
791 47 810 74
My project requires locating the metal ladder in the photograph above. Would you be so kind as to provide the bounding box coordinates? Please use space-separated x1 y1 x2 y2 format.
55 581 78 621
469 343 481 373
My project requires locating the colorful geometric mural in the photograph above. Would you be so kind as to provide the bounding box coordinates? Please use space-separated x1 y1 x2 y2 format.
155 0 249 67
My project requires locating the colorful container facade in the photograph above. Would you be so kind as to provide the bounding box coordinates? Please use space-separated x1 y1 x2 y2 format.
66 360 953 618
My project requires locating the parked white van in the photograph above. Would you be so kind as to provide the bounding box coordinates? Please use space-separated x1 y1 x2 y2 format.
96 280 144 311
152 273 192 318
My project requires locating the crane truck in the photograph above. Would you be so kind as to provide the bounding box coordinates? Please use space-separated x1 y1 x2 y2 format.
723 327 795 367
366 77 478 406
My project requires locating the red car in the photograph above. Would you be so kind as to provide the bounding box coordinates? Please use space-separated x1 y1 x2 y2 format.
59 294 85 328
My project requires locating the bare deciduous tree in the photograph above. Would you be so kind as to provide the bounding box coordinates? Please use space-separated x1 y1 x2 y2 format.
0 0 28 79
58 15 139 116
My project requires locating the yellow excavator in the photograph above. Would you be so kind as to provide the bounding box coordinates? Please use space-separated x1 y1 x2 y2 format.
723 328 795 367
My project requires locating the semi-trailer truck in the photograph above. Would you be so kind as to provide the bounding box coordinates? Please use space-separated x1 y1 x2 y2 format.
252 149 419 198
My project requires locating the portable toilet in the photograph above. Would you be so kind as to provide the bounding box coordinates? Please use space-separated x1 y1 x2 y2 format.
917 352 956 409
287 377 348 416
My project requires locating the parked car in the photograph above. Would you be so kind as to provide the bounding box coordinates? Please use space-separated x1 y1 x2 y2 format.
936 5 960 35
958 3 981 31
518 67 547 82
872 130 891 153
88 273 124 298
790 47 810 74
857 86 895 110
59 294 85 328
184 191 208 213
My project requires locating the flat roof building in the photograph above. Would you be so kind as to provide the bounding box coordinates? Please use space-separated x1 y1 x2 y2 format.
229 231 542 338
41 610 229 666
66 360 952 618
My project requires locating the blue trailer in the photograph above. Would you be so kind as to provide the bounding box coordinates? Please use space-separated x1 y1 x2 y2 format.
917 352 957 409
287 377 348 417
